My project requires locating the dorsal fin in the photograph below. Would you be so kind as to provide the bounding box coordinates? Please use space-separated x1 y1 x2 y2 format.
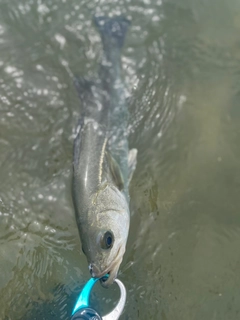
105 151 124 191
73 118 84 169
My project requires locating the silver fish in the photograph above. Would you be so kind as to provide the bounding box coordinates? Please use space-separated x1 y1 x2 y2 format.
72 16 137 287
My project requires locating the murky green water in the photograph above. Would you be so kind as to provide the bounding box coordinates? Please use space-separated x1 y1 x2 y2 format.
1 0 240 319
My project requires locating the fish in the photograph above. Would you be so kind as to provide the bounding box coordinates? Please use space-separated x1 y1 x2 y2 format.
72 16 137 287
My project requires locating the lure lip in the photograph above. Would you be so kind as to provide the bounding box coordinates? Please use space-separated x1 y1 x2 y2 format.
72 276 126 320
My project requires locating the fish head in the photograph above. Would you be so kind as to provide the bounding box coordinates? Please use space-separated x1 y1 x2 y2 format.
82 186 130 287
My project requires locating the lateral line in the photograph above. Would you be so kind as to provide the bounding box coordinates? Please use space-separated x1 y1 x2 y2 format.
99 138 108 184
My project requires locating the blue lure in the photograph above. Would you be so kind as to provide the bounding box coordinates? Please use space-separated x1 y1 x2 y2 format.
72 275 108 315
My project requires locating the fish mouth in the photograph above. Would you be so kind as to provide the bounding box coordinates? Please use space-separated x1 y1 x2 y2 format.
89 250 123 287
100 257 122 288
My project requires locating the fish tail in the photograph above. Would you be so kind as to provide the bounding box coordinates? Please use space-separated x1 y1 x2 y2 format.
74 77 94 103
93 15 130 48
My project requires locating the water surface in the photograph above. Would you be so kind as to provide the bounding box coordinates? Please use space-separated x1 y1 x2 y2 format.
1 0 240 319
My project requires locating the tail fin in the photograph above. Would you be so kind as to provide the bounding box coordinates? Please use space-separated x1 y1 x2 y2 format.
74 77 94 103
93 16 130 48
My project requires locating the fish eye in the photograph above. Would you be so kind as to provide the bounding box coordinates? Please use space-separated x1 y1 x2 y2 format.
100 231 114 250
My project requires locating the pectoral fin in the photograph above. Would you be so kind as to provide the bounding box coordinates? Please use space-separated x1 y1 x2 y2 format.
106 152 124 191
128 148 138 184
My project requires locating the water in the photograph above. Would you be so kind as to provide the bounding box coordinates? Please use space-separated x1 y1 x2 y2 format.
1 0 240 319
